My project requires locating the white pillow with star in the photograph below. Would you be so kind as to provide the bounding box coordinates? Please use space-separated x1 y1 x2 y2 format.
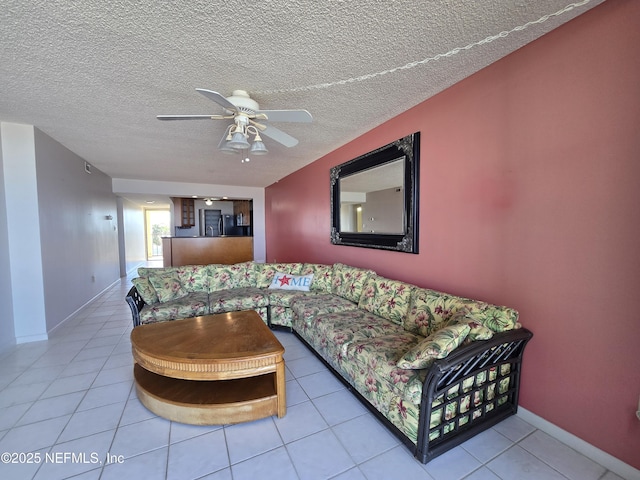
268 272 314 291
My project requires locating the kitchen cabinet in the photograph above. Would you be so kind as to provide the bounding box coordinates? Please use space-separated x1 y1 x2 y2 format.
172 197 195 228
233 200 251 226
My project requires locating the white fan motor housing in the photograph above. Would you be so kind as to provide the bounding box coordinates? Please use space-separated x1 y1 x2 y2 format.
225 90 259 114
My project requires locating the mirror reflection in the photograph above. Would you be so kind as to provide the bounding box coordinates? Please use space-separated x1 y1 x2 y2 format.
330 132 419 253
339 159 405 234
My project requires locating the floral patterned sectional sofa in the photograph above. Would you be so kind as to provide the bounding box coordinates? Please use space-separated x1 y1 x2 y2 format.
126 261 532 464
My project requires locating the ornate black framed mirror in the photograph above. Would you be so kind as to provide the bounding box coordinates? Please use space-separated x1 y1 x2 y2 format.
330 132 419 253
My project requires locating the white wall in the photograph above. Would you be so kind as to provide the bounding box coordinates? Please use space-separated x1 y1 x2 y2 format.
1 122 122 342
113 178 266 262
118 197 145 275
34 128 121 332
0 126 16 352
361 187 404 233
1 123 47 342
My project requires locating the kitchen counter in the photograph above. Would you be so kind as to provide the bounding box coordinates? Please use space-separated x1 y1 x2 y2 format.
162 236 253 267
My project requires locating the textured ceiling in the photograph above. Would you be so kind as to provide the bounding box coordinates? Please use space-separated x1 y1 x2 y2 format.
1 0 602 193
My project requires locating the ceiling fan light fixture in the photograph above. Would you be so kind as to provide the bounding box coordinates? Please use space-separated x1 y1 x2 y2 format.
224 123 235 141
250 140 268 155
219 141 237 154
228 131 250 150
218 131 238 154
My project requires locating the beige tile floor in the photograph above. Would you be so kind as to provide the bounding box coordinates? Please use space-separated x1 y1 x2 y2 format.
0 271 627 480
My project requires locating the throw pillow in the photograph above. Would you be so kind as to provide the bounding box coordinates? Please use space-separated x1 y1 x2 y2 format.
148 271 188 302
397 323 471 370
403 288 464 337
447 311 494 341
132 277 159 305
268 272 314 291
255 263 304 288
470 304 519 333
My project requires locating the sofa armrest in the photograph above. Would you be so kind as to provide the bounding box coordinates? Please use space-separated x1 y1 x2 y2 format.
125 286 146 327
417 327 533 463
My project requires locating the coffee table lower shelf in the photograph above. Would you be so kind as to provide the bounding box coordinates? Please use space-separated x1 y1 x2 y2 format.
134 364 280 425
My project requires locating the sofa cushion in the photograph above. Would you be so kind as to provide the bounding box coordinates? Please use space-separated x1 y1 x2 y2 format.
302 309 406 363
269 305 294 328
236 261 264 287
253 262 304 288
300 263 333 293
208 263 252 291
341 333 424 411
174 265 210 293
397 324 471 370
139 292 209 324
290 293 358 329
387 395 422 444
132 277 159 305
267 290 319 308
209 287 268 314
268 290 325 328
147 271 188 302
314 310 405 340
358 275 413 325
331 263 375 303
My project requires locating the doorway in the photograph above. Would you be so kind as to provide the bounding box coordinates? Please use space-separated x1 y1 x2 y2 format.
145 209 170 260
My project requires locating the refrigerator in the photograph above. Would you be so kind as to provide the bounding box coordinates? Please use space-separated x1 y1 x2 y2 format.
219 214 243 236
200 210 244 236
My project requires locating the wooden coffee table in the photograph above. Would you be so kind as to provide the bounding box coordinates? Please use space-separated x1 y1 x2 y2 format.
130 310 286 425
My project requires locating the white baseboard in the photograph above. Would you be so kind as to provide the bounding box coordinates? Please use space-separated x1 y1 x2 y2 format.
15 333 48 344
126 261 146 276
517 408 640 480
47 277 122 336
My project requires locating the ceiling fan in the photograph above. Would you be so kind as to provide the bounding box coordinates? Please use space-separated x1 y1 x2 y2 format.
157 89 312 155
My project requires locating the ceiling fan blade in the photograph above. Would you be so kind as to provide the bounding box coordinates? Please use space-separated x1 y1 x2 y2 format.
157 115 230 120
196 89 238 113
256 109 313 123
260 125 299 147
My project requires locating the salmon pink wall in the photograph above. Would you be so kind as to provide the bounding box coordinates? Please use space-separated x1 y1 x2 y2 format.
265 0 640 468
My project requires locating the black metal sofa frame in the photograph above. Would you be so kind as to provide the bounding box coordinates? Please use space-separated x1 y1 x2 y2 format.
294 326 532 463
